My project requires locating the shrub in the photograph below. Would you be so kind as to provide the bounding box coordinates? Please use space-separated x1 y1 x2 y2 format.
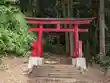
0 0 36 56
97 53 110 75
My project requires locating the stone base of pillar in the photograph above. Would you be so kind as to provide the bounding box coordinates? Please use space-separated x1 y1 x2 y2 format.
72 57 87 71
28 56 44 69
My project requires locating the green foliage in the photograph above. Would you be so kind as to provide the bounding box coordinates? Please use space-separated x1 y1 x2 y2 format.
97 53 110 74
0 0 18 5
0 1 36 56
100 56 110 69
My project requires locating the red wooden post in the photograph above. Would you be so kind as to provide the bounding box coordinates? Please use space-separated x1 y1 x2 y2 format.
32 40 38 57
73 24 79 58
37 24 43 57
79 40 82 57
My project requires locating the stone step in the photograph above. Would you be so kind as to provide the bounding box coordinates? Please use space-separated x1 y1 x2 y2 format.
48 73 80 78
27 65 99 83
37 65 75 69
28 77 90 83
30 65 80 77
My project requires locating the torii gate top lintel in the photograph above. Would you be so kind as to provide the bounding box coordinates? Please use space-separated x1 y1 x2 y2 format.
25 17 95 24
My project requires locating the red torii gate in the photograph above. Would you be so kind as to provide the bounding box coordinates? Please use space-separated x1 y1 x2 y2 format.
25 17 95 59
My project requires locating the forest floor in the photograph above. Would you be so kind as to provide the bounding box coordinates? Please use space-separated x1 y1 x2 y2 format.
0 54 110 83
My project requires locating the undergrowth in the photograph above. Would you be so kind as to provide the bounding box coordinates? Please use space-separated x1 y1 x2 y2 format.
97 52 110 75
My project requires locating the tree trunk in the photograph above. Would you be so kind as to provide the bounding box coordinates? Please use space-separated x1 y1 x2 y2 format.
67 0 74 57
61 1 70 55
99 0 105 55
31 0 40 17
85 40 90 67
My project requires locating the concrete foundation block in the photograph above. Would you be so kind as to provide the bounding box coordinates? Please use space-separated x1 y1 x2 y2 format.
72 57 87 70
28 56 44 69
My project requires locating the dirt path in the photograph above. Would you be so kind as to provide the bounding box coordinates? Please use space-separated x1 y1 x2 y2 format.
0 57 28 83
0 56 110 83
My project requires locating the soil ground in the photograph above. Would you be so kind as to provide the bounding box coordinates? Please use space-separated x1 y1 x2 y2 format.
0 54 110 83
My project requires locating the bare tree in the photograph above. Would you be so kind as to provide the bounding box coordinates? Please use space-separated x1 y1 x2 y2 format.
61 0 70 55
61 0 74 56
99 0 105 54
